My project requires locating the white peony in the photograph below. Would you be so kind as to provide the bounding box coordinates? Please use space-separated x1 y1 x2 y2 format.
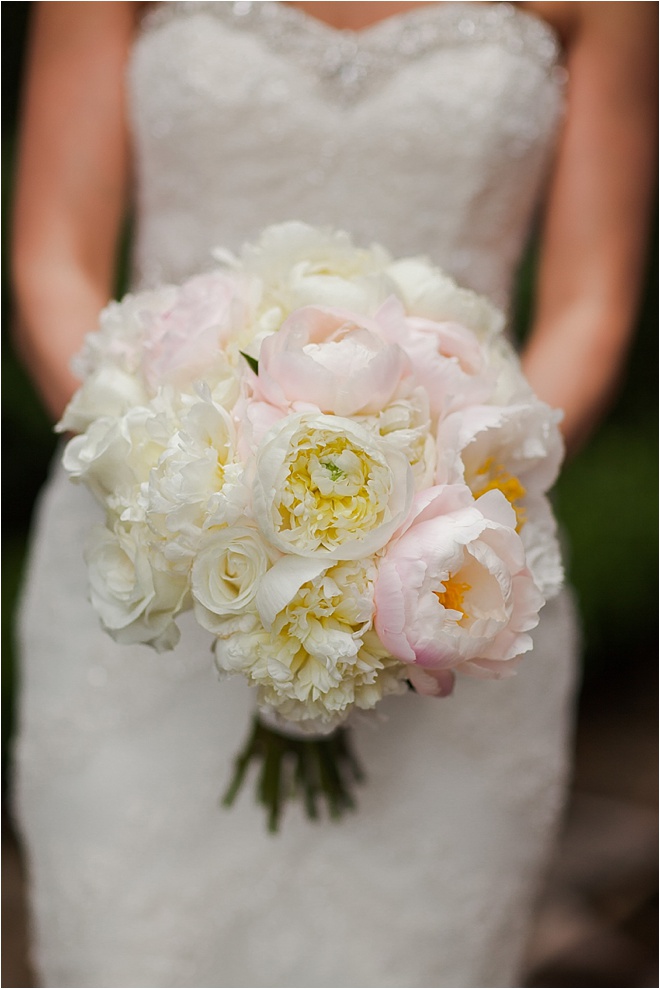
357 385 437 492
57 366 149 434
214 557 407 726
226 221 396 331
253 411 414 560
386 257 505 339
62 406 168 511
72 286 177 382
146 387 248 564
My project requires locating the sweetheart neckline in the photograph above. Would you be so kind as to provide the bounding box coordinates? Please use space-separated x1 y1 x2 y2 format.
140 0 563 59
275 0 560 49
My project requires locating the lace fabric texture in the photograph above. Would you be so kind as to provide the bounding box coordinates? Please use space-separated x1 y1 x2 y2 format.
15 4 577 987
130 0 565 309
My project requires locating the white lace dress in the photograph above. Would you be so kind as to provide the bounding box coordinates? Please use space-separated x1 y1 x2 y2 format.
15 4 579 987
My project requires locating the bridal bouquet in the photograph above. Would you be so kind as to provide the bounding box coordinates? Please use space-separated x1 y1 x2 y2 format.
59 222 564 830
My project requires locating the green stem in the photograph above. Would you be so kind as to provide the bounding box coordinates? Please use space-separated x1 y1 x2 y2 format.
222 714 365 832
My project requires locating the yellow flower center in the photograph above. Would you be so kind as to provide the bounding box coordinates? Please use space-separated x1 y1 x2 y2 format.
471 457 527 531
277 432 392 551
434 577 472 623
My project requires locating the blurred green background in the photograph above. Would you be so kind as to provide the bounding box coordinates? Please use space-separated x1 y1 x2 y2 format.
2 3 657 772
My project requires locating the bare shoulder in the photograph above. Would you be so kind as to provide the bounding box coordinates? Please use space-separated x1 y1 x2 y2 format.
33 1 143 38
522 2 658 50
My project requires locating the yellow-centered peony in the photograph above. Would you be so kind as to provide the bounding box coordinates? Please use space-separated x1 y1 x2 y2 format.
254 412 413 560
434 577 472 624
471 457 526 531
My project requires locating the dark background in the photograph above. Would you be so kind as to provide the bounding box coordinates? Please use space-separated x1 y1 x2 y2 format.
2 4 657 986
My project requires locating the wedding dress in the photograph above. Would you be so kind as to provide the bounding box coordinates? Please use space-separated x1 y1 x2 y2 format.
14 3 579 987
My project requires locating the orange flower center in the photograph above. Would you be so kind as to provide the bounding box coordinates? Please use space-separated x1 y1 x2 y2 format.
434 577 472 623
471 457 527 531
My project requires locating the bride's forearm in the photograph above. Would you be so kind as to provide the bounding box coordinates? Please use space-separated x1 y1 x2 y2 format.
521 299 638 457
13 262 107 422
521 5 655 458
11 2 136 422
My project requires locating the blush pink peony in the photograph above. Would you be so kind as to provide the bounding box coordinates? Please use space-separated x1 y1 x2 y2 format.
254 304 410 417
141 271 242 391
373 485 544 693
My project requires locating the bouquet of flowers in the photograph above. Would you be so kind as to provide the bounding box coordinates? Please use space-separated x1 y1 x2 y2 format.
59 222 564 830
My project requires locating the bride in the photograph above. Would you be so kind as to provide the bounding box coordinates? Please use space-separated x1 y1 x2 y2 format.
12 3 655 987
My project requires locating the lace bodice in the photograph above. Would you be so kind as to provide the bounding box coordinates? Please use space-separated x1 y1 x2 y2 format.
130 1 565 311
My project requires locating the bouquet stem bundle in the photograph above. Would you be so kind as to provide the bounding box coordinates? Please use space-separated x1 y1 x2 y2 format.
223 716 364 832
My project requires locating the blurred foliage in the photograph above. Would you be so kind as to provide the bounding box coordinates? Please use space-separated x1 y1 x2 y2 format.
1 3 657 773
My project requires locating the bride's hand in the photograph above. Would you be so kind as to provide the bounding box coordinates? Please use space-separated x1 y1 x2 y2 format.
12 2 140 422
521 1 656 456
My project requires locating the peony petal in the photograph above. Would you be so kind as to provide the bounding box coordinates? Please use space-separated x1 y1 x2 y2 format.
256 556 327 628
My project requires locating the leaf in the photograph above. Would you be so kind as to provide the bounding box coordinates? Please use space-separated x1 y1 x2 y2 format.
240 351 259 375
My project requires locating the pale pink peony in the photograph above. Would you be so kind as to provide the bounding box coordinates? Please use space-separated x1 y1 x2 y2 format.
141 271 242 391
366 297 495 420
401 316 495 418
373 485 544 692
255 305 410 417
435 400 565 598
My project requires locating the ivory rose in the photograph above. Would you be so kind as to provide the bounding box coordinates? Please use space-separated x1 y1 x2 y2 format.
85 521 189 652
191 526 271 633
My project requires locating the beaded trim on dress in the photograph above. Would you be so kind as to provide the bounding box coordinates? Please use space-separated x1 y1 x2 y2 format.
140 1 565 102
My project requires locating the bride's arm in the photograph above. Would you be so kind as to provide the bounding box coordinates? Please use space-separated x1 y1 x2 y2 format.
521 1 656 455
12 1 140 422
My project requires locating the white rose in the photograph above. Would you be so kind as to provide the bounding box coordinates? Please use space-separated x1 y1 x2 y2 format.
85 522 189 652
191 526 271 633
